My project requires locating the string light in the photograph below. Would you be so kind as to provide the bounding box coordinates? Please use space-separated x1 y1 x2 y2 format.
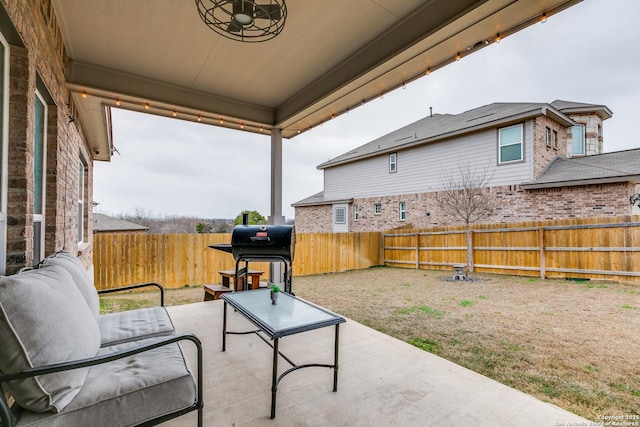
455 52 461 61
495 33 501 43
197 116 201 122
425 68 431 75
219 117 224 124
172 110 177 117
402 82 406 89
115 99 121 106
144 103 150 109
540 12 547 23
81 92 87 98
240 122 244 129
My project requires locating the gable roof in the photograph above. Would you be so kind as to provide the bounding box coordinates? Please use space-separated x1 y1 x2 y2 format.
318 100 609 169
521 148 640 189
93 213 149 233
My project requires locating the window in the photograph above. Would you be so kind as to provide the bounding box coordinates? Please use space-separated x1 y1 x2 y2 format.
552 130 557 149
545 127 551 147
374 203 382 215
0 32 7 275
389 152 397 173
78 160 87 243
399 202 406 221
354 205 359 221
334 207 346 224
33 90 47 265
498 124 523 163
571 124 585 155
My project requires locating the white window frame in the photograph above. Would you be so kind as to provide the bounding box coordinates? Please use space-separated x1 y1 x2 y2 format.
33 89 47 265
354 204 359 221
334 206 346 224
571 124 585 155
552 130 557 149
0 31 8 275
389 152 397 173
374 203 382 215
399 201 406 221
498 123 523 164
545 127 551 147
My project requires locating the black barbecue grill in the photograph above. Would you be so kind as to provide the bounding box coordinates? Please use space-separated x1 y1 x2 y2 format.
210 224 295 293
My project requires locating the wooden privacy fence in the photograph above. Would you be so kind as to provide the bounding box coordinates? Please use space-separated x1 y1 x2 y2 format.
384 215 640 284
93 231 382 290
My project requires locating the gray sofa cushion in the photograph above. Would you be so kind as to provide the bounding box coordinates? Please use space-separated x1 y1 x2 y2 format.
41 251 100 317
98 306 176 347
14 338 197 427
0 265 101 413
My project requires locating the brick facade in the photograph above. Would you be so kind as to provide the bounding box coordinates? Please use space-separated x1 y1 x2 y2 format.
339 183 636 232
2 1 94 273
293 204 333 233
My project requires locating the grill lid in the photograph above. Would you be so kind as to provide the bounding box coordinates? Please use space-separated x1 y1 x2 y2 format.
230 224 295 262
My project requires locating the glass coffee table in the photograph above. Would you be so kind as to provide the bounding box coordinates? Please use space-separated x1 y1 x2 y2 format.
221 289 346 419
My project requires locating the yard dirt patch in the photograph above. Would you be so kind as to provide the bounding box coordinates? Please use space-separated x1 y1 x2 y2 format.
100 267 640 421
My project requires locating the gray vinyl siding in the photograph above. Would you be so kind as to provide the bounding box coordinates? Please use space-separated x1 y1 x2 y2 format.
324 122 533 200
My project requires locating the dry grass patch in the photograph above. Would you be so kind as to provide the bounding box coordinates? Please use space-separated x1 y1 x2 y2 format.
294 267 640 421
99 267 640 421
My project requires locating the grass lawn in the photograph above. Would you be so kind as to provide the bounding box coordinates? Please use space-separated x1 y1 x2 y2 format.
99 266 640 421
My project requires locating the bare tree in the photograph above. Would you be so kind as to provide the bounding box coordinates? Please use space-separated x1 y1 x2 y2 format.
437 162 498 273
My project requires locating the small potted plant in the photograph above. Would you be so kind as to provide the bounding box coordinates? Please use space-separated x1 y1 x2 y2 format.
270 284 280 305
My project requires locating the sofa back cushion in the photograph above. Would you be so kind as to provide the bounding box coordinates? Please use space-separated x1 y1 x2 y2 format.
0 264 101 413
41 251 100 317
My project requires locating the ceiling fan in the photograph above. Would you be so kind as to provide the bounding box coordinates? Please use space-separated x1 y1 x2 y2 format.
195 0 287 43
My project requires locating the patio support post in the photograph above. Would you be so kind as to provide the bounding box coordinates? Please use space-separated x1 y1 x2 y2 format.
269 128 284 226
269 129 285 284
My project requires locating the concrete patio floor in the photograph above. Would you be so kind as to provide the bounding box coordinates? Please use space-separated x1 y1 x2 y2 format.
164 299 589 427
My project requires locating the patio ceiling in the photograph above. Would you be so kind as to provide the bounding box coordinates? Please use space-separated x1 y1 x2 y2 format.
53 0 582 161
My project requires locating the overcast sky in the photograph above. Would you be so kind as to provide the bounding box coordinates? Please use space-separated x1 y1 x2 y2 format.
94 0 640 221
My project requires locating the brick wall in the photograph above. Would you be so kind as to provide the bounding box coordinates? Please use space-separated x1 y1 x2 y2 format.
2 1 94 273
293 204 333 233
532 116 567 177
294 182 634 233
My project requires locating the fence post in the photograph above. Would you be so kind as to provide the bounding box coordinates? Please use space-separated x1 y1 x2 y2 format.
416 233 420 270
539 227 545 279
467 229 474 273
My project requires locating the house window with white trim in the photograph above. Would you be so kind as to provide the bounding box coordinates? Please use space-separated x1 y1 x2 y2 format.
552 130 557 149
498 123 523 164
374 203 382 215
399 201 406 221
0 32 8 274
389 152 397 173
354 205 359 221
545 127 551 147
571 124 585 155
335 206 346 224
78 159 87 243
33 90 47 265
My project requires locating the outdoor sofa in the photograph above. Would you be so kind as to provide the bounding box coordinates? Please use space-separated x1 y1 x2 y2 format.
0 251 203 426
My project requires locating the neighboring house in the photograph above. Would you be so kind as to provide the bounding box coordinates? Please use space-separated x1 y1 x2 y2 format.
292 100 637 233
93 214 149 234
0 4 108 274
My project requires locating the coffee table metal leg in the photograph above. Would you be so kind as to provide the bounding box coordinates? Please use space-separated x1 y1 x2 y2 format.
222 302 227 351
333 323 340 392
271 337 279 419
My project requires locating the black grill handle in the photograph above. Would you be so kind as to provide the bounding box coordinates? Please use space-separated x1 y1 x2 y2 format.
250 236 270 242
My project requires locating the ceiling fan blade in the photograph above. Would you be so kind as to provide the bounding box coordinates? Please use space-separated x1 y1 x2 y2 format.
254 4 282 20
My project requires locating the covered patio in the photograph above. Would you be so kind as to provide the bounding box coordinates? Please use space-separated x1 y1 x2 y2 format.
165 299 587 426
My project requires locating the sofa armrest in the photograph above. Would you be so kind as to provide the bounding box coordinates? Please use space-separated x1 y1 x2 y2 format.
98 282 165 306
0 333 203 427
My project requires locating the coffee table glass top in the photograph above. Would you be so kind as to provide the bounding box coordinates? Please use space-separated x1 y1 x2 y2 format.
222 289 345 338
